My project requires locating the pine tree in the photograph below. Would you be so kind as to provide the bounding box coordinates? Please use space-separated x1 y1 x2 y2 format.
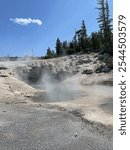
47 47 52 56
62 41 68 54
78 20 88 50
55 38 63 56
91 31 102 52
80 20 87 40
72 29 80 52
97 0 106 33
67 42 75 55
97 0 113 55
45 47 56 59
105 0 113 55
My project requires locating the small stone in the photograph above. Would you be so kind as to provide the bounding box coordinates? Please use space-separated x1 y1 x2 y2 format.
75 132 78 137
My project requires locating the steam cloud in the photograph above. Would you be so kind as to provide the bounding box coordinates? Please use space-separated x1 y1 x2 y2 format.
32 72 85 102
15 63 84 102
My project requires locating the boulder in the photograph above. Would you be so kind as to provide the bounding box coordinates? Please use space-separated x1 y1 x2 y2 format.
77 58 93 65
65 65 70 70
77 59 84 65
93 61 97 64
82 59 92 64
69 61 75 67
93 54 98 58
0 66 8 70
98 55 104 60
0 74 9 77
82 68 93 74
98 53 112 64
95 64 111 73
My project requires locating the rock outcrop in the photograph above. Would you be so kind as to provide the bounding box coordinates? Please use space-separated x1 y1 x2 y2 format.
14 53 112 82
0 53 113 86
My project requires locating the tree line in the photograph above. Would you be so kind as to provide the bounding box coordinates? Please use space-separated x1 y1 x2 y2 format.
44 0 113 59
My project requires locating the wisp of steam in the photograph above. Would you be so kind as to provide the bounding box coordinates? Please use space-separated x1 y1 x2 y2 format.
31 72 86 102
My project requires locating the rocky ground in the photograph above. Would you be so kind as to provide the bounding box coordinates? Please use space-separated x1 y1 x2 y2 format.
0 53 113 150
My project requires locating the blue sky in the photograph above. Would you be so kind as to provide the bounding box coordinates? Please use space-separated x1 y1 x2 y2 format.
0 0 113 57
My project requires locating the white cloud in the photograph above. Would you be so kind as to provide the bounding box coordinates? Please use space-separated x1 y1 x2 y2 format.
10 18 43 26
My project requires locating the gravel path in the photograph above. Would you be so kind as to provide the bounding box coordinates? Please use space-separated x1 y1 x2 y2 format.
0 104 112 150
